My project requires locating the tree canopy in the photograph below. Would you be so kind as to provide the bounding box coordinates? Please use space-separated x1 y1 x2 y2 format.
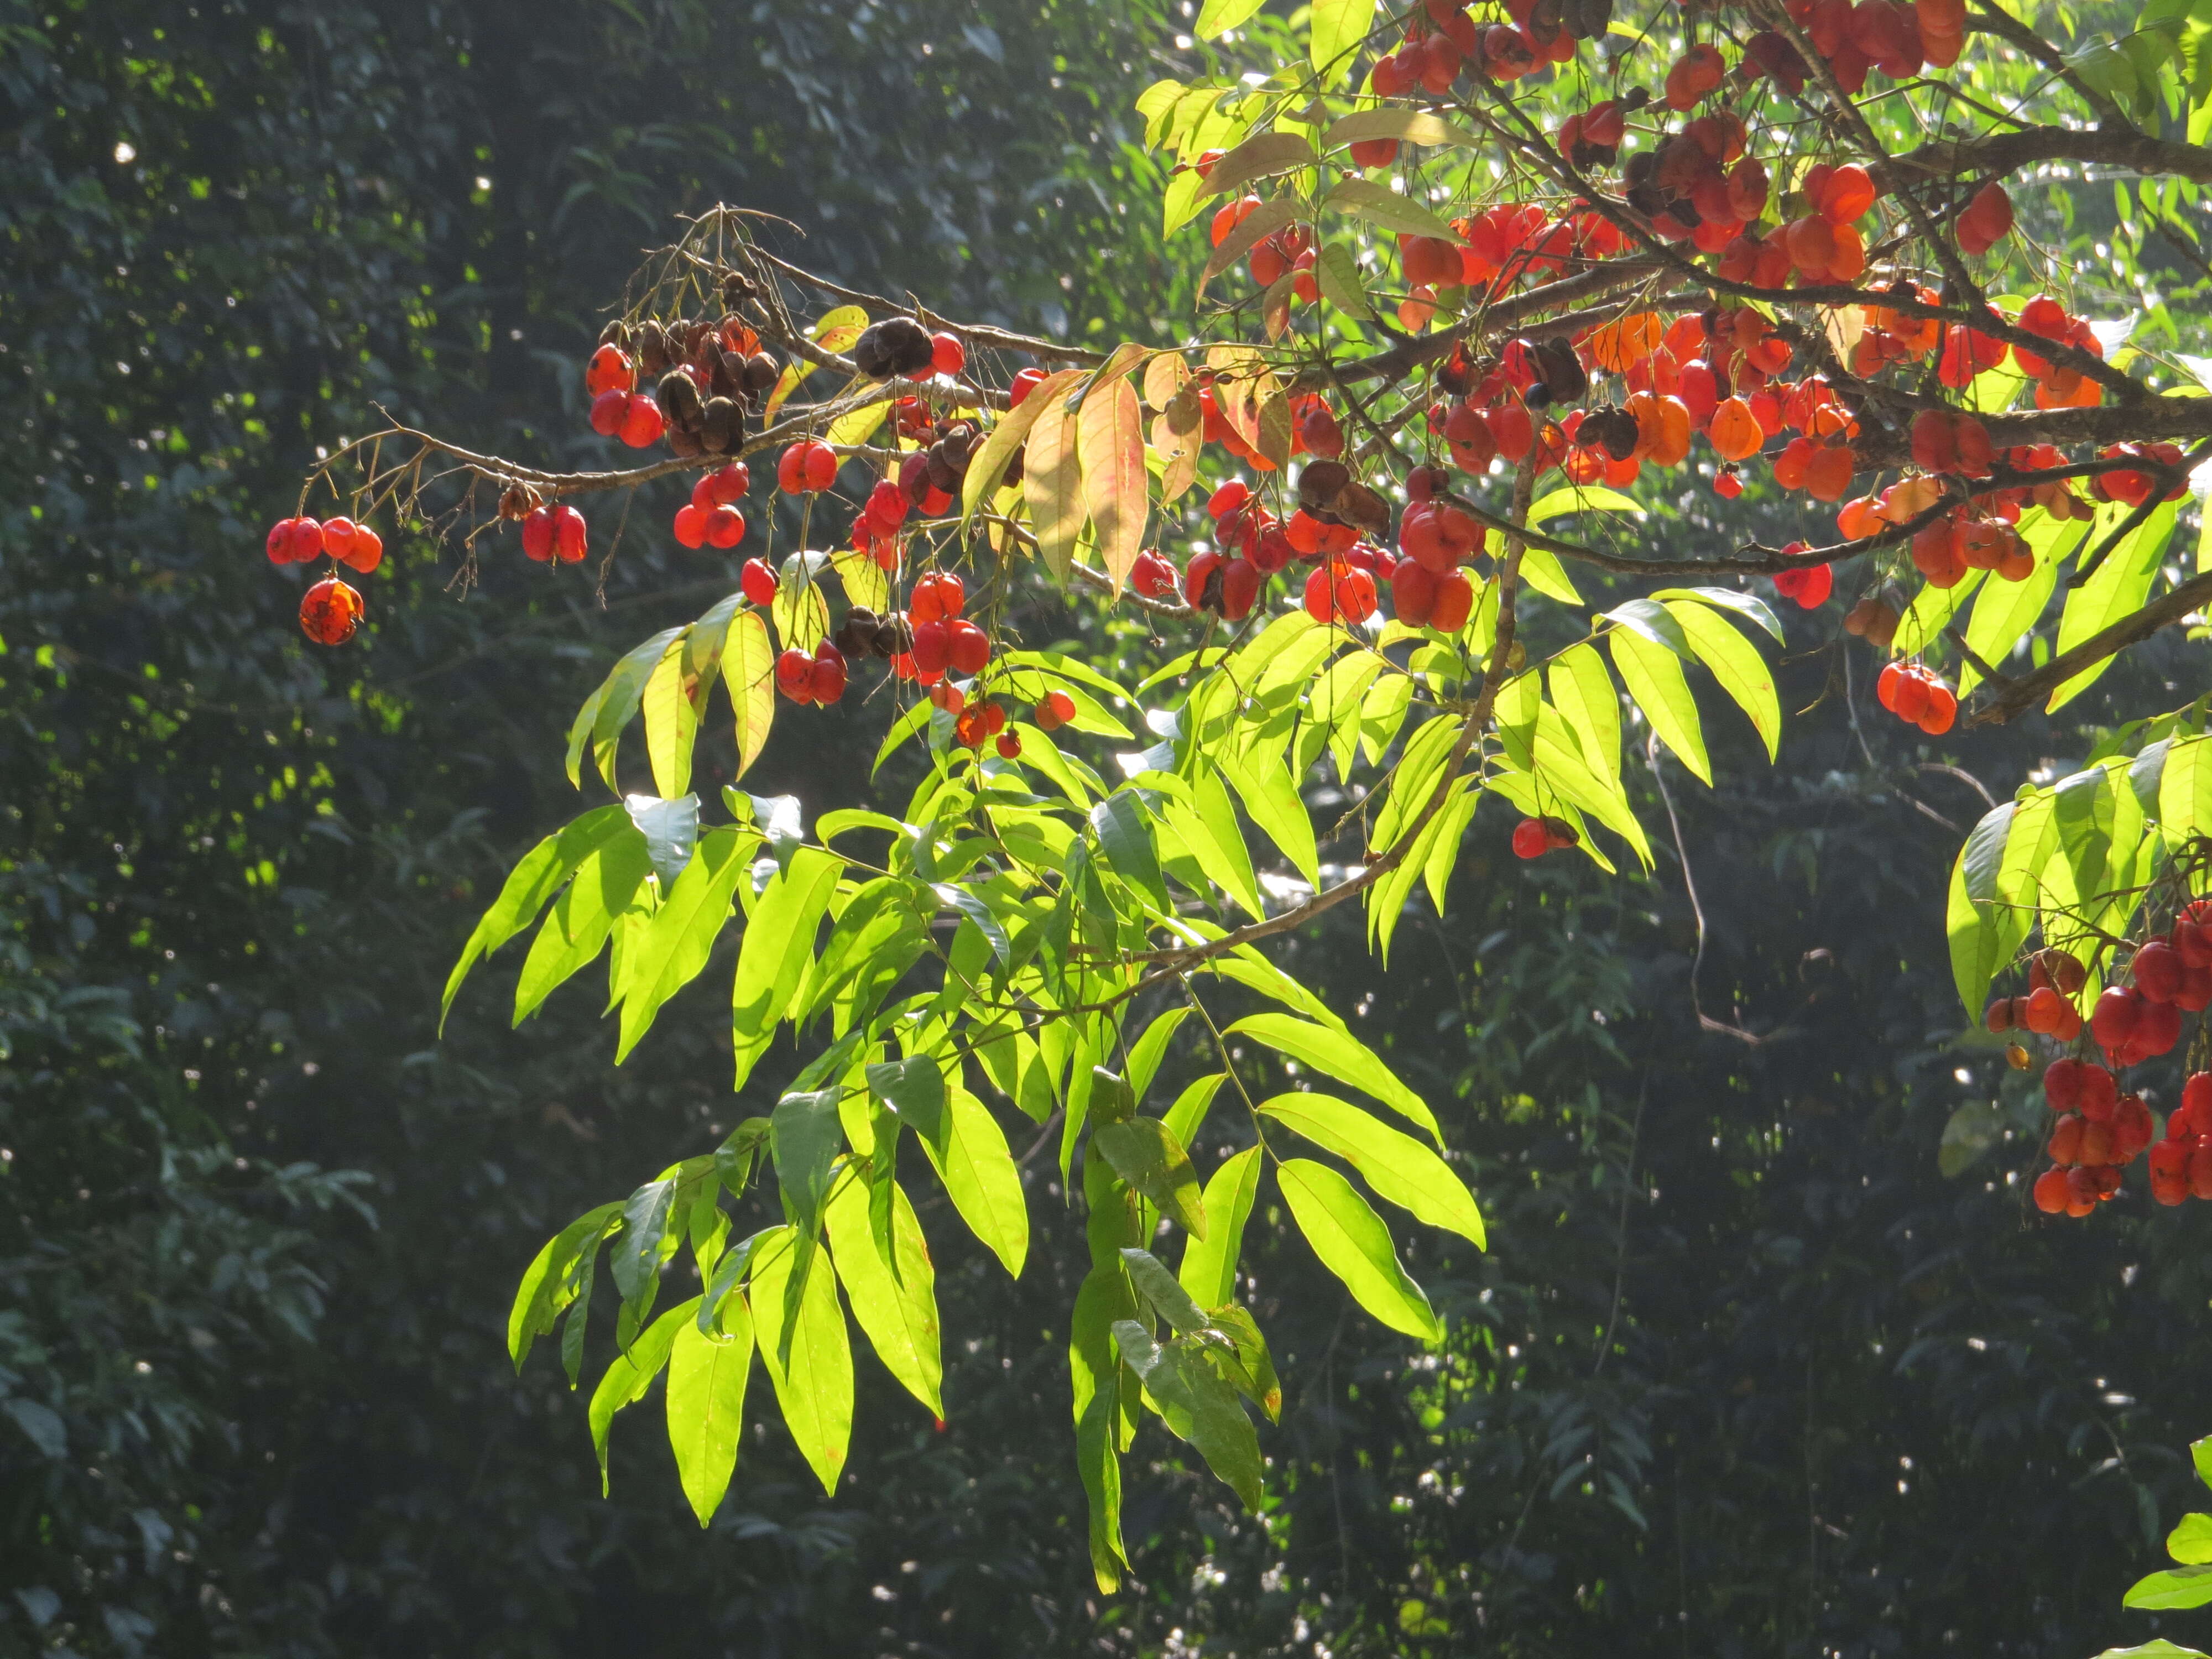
15 0 2212 1653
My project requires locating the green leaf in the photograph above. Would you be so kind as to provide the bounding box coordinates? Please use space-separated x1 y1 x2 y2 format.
1119 1245 1209 1333
1937 1102 2003 1177
1193 0 1266 36
587 1296 698 1495
2169 1512 2212 1564
443 807 634 1028
1178 1144 1261 1309
2194 1433 2212 1492
1227 1012 1440 1142
1603 596 1692 656
624 792 700 889
867 1052 949 1153
1313 242 1375 320
1310 0 1379 85
1666 600 1780 761
964 373 1086 528
770 557 832 655
1323 108 1476 150
731 848 843 1090
1947 801 2018 1015
2051 502 2177 711
514 836 654 1024
1195 131 1318 199
1648 585 1785 643
1528 484 1642 527
1610 627 1710 784
747 1228 854 1496
1110 1321 1265 1509
664 1300 753 1526
1959 508 2081 695
1370 712 1461 857
1203 1301 1281 1422
770 1088 844 1244
2162 733 2212 846
1162 1071 1226 1150
1093 791 1169 913
917 1089 1030 1277
614 827 753 1061
573 626 684 791
1094 1115 1209 1238
1324 176 1457 239
1894 567 1984 658
2126 1565 2212 1610
1125 1006 1193 1104
1256 1093 1483 1245
2090 1644 2212 1659
508 1202 622 1371
1224 747 1318 888
1165 771 1263 920
1276 1158 1440 1342
724 610 776 785
825 1172 942 1418
1070 1265 1135 1591
1548 643 1620 784
641 630 697 800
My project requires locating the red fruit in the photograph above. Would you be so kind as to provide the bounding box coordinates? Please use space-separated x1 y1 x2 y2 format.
2078 1063 2119 1123
2137 998 2183 1058
299 576 363 645
1009 367 1048 408
1334 566 1378 624
343 524 383 574
1957 182 2014 257
1511 817 1551 859
2135 939 2183 1003
2044 1057 2087 1110
1391 558 1440 627
673 505 708 549
1984 997 2016 1034
1132 550 1178 598
740 559 777 606
774 648 816 703
552 505 588 564
2116 1094 2156 1159
2090 986 2141 1053
321 517 357 563
2150 1139 2189 1204
910 620 953 676
2047 1114 2084 1165
1208 479 1252 520
706 506 745 549
1917 682 1957 736
995 732 1022 760
1349 138 1399 169
983 701 1008 735
520 507 556 563
1431 572 1475 633
911 571 966 623
811 642 848 705
1890 669 1932 724
1218 557 1260 620
708 462 751 504
803 442 837 493
618 394 665 449
586 343 634 398
1183 550 1222 611
946 619 990 675
2031 1166 2070 1214
930 680 965 715
2194 1141 2212 1201
589 389 631 437
265 518 300 564
1036 690 1076 732
1300 403 1345 458
865 479 910 528
1302 566 1336 624
931 332 967 377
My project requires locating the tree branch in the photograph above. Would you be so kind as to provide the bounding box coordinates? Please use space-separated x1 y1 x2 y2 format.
1964 571 2212 726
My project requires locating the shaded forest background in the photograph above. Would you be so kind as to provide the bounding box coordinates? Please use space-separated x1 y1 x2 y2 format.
8 1 2212 1655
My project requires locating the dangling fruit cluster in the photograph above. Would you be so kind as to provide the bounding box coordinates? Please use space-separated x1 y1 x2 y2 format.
1874 661 1956 734
673 462 751 550
2148 1073 2212 1206
589 315 780 458
2032 1058 2153 1216
264 513 383 646
1511 816 1579 858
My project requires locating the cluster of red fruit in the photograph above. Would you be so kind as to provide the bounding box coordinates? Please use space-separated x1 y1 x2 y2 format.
586 316 781 458
672 462 752 550
1511 815 1580 858
264 514 384 645
1780 0 1968 92
774 640 849 706
1873 661 1957 735
519 503 590 565
2032 1058 2156 1216
2148 1073 2212 1206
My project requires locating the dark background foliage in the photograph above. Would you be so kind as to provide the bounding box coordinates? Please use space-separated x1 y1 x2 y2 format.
7 2 2212 1656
